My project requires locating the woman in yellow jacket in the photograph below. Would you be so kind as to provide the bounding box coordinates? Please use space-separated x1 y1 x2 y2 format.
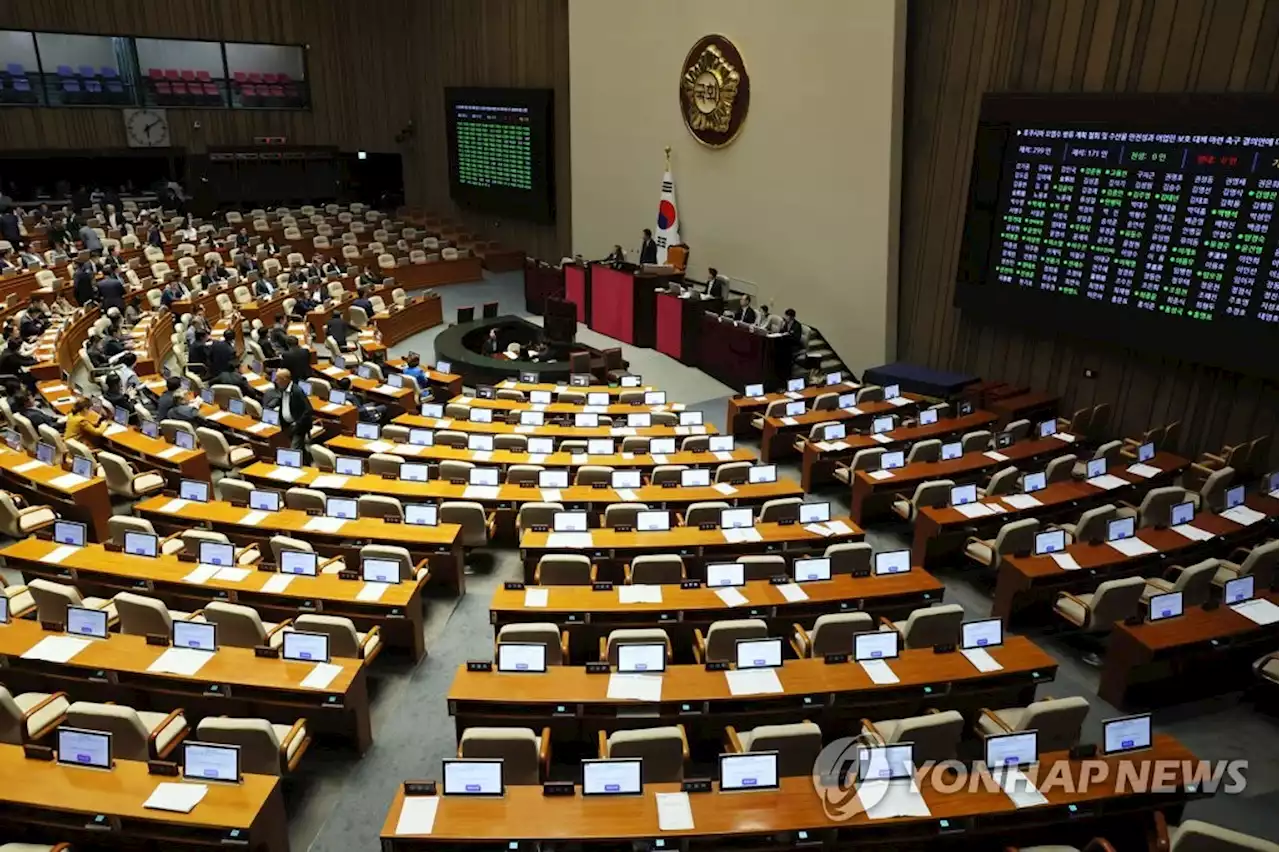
64 397 108 443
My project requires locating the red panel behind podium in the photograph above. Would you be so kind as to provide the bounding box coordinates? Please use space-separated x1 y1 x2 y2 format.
590 266 637 343
655 292 684 359
564 265 587 322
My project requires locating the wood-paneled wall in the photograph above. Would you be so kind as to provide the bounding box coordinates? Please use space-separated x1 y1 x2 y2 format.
898 0 1278 462
401 0 571 261
0 0 412 156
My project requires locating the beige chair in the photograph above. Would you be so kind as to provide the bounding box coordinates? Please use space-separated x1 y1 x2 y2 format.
516 502 562 532
285 486 327 513
506 464 543 485
0 685 69 745
440 501 495 547
202 600 290 648
981 465 1021 498
0 491 56 537
680 435 709 452
1141 558 1219 607
1117 485 1189 529
627 554 685 585
750 400 790 430
268 535 330 572
891 479 953 521
974 696 1090 752
458 727 550 785
880 603 965 649
99 451 165 498
215 477 256 504
825 542 873 575
358 494 404 521
197 427 255 471
575 465 614 486
292 614 381 660
683 501 728 527
833 448 884 484
651 465 687 485
961 430 992 453
1053 576 1146 642
861 709 965 763
115 591 200 636
714 461 752 484
693 618 768 663
1055 503 1116 544
1044 453 1077 484
360 544 425 582
856 385 884 403
724 721 822 777
1212 540 1278 589
759 497 802 524
195 716 310 776
439 459 474 482
1253 653 1278 686
604 503 648 529
494 434 527 452
964 518 1039 570
601 628 672 665
1073 440 1125 478
1162 819 1276 852
600 725 687 782
64 701 189 760
28 578 118 625
435 430 468 449
0 584 35 619
906 439 942 464
791 612 874 658
534 554 594 586
1191 466 1235 513
495 622 568 665
1004 419 1032 442
736 555 785 581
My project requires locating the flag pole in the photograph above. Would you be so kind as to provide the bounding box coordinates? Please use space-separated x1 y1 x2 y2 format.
665 145 671 170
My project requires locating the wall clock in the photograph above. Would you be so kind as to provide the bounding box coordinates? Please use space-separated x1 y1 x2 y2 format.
123 108 171 148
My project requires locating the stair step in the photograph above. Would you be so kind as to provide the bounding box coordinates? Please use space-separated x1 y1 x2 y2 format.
808 347 834 359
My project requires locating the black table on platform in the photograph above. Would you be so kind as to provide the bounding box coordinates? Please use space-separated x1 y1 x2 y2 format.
694 312 786 391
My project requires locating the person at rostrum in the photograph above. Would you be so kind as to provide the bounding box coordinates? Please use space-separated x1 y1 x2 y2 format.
272 368 313 453
638 228 658 265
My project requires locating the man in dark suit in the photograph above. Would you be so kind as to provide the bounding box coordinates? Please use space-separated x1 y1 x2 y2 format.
254 275 277 299
706 268 728 300
187 330 211 370
351 287 375 317
481 328 500 356
732 294 757 325
155 376 182 421
268 316 290 353
72 261 97 306
208 329 238 377
782 308 803 343
273 368 313 453
96 267 126 312
280 336 313 382
638 228 658 265
325 314 356 352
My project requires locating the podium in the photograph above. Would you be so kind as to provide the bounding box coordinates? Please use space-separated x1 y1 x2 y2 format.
694 312 785 391
586 263 683 348
656 292 723 363
523 262 565 315
563 262 590 323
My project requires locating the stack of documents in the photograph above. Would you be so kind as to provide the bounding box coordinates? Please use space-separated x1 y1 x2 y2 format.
607 673 663 701
546 532 593 549
618 585 662 604
144 782 208 814
1087 474 1128 491
148 648 214 676
1230 598 1279 626
1222 504 1267 526
724 668 783 695
722 527 763 544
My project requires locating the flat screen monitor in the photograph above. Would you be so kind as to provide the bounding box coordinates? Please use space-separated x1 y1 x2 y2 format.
853 630 900 661
406 503 439 527
361 557 401 584
621 375 642 387
1170 501 1195 526
539 470 569 489
421 403 444 418
873 550 911 575
1102 713 1152 755
570 374 591 387
67 605 108 639
784 401 805 417
469 407 493 423
636 510 669 531
1225 575 1255 604
883 384 901 399
720 507 753 529
335 456 364 476
1086 457 1107 479
680 468 710 487
141 420 161 438
950 483 977 506
880 450 905 470
708 436 734 453
823 423 846 441
173 620 218 651
72 456 93 478
520 371 539 383
113 406 129 425
400 463 429 482
469 467 499 486
477 386 495 400
644 391 666 405
198 541 234 568
680 411 703 426
856 743 915 783
1224 484 1246 510
386 373 404 389
961 618 1003 649
174 430 195 450
530 391 552 405
587 439 614 455
326 497 357 520
442 757 506 796
1137 442 1156 462
648 438 676 455
36 442 55 464
706 562 745 588
628 413 652 427
793 557 831 583
826 372 843 385
838 393 858 408
250 490 281 512
787 378 805 392
328 390 347 406
1034 529 1066 555
57 727 112 770
941 441 963 460
229 399 245 415
1148 591 1183 622
553 511 588 532
180 479 209 502
719 752 779 792
919 408 939 426
436 360 452 374
985 730 1038 770
468 434 494 451
581 758 643 796
616 643 666 674
123 531 157 557
280 550 318 576
54 520 87 547
735 637 783 669
574 413 599 428
261 409 280 426
182 741 240 783
282 630 330 663
1107 517 1135 541
527 437 553 454
587 392 609 406
0 597 8 624
748 464 777 484
497 642 546 673
1022 471 1046 493
276 448 302 468
1038 419 1056 438
799 502 830 523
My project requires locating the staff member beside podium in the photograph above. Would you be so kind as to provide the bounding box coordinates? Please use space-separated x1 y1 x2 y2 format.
638 228 658 265
707 268 729 300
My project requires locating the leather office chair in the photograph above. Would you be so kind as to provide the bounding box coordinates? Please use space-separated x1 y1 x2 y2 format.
516 502 562 532
1055 503 1116 544
360 544 422 582
196 716 310 776
860 710 964 763
1141 558 1218 607
358 495 404 521
215 477 255 504
714 461 751 484
495 623 568 665
825 542 873 575
880 604 965 649
833 448 884 485
115 591 200 636
759 497 802 523
108 516 183 554
1212 540 1278 589
651 465 686 485
1004 419 1032 442
791 612 873 658
684 501 729 527
458 727 549 784
99 451 165 498
575 465 613 486
1052 575 1146 656
1073 440 1125 478
600 726 687 782
435 430 468 449
1044 453 1077 484
961 430 992 452
601 628 672 664
65 701 189 761
750 400 790 431
202 601 291 648
1191 466 1234 513
604 503 647 528
534 554 594 586
680 435 709 452
0 491 52 538
28 579 118 625
291 614 381 660
724 722 822 777
285 487 327 513
964 518 1039 571
981 466 1020 497
198 427 255 471
494 434 527 451
855 386 884 404
626 554 685 585
891 479 953 521
737 555 785 581
0 685 68 745
906 439 942 464
974 695 1089 752
693 618 767 663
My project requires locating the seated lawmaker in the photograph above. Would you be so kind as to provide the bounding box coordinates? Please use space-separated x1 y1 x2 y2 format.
732 294 757 324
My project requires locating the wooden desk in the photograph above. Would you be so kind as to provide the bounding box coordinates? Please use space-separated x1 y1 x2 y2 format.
758 395 925 463
802 410 1000 490
238 368 360 433
94 421 212 484
0 617 372 751
725 382 858 435
850 435 1081 526
990 390 1061 428
518 520 864 582
491 571 945 662
450 395 696 418
0 744 289 852
133 495 466 597
394 413 718 442
912 452 1189 566
0 447 111 541
382 735 1200 849
313 362 416 414
1 538 431 660
324 435 758 471
367 295 444 347
996 498 1279 623
383 358 463 397
494 380 658 397
447 635 1056 753
1099 595 1280 709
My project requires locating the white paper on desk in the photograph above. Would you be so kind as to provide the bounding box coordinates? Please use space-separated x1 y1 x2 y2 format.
1230 598 1280 625
104 423 127 436
714 587 748 608
725 668 784 696
649 454 668 465
613 427 638 436
212 567 250 583
472 450 493 462
618 585 662 604
752 395 770 402
814 441 833 453
540 489 563 503
1050 553 1082 571
527 454 547 465
364 440 393 453
372 384 397 396
954 502 995 519
871 433 893 445
843 406 864 416
1087 474 1129 491
826 520 854 536
239 510 269 527
523 588 549 608
157 446 185 460
144 782 208 814
531 403 546 412
1002 494 1042 510
607 673 663 702
268 466 305 482
1053 432 1076 443
1271 489 1279 500
691 426 708 435
856 778 931 819
40 544 80 565
12 460 43 473
247 422 271 434
1172 523 1215 541
300 662 343 690
1108 537 1157 557
861 659 901 685
261 573 295 594
780 416 798 426
148 647 214 677
831 440 851 451
434 418 453 428
584 405 606 414
44 383 66 393
887 396 912 407
304 516 347 533
672 403 687 412
357 582 388 602
570 454 588 465
804 523 833 537
395 796 439 836
984 450 1010 462
21 635 91 663
961 647 1003 673
1222 505 1267 526
546 532 593 549
785 391 803 399
207 411 229 422
998 767 1049 808
463 485 500 501
621 453 636 460
49 472 88 488
655 791 695 831
867 470 895 481
776 583 809 603
309 475 349 490
183 563 220 584
712 482 738 496
1127 463 1161 479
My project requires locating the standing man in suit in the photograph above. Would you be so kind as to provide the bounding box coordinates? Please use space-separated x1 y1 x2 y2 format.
72 261 97 306
706 268 728 300
638 229 658 265
280 336 313 381
96 266 125 312
273 368 313 453
732 295 757 325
